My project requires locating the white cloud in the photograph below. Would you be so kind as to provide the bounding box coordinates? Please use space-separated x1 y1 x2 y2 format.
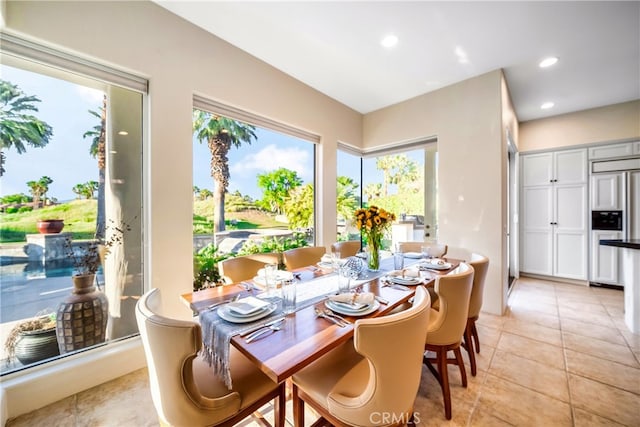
231 144 312 181
75 86 104 105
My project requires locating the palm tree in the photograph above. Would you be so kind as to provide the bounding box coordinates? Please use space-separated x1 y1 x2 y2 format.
0 80 53 176
26 180 45 208
336 176 359 221
39 176 53 205
83 95 107 238
193 110 256 234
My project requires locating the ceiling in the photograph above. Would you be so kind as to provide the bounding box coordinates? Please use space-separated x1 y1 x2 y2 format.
156 1 640 122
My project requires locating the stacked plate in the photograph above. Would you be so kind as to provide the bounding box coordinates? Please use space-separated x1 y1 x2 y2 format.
421 259 452 270
387 275 422 286
403 252 423 259
218 297 276 323
325 299 380 316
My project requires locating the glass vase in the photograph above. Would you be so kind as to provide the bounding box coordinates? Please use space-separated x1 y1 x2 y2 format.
366 233 381 271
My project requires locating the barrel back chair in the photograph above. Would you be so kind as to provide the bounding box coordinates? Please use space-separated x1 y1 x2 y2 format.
331 240 361 258
463 253 489 376
282 246 326 270
218 256 267 284
423 263 474 420
397 241 448 258
135 288 285 427
291 286 432 426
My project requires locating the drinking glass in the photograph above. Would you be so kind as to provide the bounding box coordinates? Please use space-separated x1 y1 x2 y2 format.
338 267 351 294
331 251 341 269
421 245 432 260
393 252 405 270
264 263 277 297
281 278 297 314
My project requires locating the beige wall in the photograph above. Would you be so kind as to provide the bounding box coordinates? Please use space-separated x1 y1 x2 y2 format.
2 0 361 418
364 70 508 316
520 100 640 152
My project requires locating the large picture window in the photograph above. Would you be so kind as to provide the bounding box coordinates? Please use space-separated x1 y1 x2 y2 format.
0 48 145 375
191 106 316 289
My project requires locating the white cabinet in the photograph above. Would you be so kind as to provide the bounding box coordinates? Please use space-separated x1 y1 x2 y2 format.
521 148 588 280
634 141 640 155
591 230 622 284
591 173 623 210
589 143 634 159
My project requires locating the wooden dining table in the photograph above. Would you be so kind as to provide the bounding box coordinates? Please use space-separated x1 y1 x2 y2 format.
180 257 462 384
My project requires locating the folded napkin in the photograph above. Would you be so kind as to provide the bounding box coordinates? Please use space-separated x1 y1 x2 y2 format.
321 254 333 263
329 292 375 305
388 269 420 278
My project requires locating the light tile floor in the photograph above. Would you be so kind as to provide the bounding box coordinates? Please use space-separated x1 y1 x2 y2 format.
7 277 640 426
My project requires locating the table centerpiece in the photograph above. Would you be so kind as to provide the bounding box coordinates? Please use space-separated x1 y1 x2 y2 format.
354 205 396 271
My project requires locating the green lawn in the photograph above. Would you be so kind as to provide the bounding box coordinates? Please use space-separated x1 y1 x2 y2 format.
0 200 97 243
0 199 286 243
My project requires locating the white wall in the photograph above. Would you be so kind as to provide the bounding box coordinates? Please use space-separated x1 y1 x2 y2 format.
2 0 361 419
363 70 508 315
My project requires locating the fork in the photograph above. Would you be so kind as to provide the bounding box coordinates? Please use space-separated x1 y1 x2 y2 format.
203 294 240 311
314 307 346 327
323 309 352 325
239 282 255 293
245 322 283 343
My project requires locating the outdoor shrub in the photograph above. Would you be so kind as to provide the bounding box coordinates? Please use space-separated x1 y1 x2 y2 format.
17 206 33 213
5 207 18 214
193 243 231 291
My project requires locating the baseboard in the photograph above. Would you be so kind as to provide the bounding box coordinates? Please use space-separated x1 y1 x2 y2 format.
519 273 589 287
1 336 145 421
589 282 624 291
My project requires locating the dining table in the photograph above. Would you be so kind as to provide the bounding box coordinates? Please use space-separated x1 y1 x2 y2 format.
180 255 463 384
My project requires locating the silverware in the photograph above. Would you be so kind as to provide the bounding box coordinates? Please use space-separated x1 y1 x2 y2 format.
239 317 285 337
203 294 240 311
323 309 352 325
314 307 346 327
245 322 283 343
382 282 411 291
239 282 255 292
375 295 389 305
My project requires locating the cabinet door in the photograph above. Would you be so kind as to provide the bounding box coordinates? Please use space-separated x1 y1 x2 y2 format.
522 153 552 186
590 230 622 284
554 185 587 280
589 143 634 159
634 141 640 155
521 186 553 275
555 149 587 184
591 173 622 210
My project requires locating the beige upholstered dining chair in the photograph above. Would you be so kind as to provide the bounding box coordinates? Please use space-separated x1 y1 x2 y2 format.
291 286 431 427
135 288 285 427
282 246 326 270
397 241 448 258
218 256 267 284
424 262 474 420
331 240 361 258
463 253 489 376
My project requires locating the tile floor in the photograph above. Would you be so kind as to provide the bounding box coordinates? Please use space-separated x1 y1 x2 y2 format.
6 276 640 426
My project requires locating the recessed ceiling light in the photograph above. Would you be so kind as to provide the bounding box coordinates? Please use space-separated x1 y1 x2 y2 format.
380 34 398 48
539 57 559 68
541 102 555 109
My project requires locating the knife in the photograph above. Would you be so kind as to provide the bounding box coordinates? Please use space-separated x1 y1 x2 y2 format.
375 295 389 305
239 317 285 337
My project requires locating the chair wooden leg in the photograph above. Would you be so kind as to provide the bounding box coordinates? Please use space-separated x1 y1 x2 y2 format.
453 347 467 388
463 322 477 376
292 383 305 427
472 320 480 354
437 347 452 420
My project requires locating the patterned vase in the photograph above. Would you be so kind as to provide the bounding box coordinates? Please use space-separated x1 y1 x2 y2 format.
56 274 108 354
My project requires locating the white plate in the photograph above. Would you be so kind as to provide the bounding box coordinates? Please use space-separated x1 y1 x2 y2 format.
217 303 277 323
226 296 272 316
421 261 452 270
253 271 294 286
388 276 422 286
403 252 423 259
325 299 380 316
317 261 334 269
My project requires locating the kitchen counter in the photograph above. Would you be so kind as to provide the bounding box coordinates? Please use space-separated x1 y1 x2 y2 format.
600 239 640 334
599 239 640 250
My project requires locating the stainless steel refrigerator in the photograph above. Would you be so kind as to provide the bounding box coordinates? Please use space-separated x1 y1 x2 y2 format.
590 157 640 287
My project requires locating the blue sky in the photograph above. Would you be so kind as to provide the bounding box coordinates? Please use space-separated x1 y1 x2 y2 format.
2 64 421 204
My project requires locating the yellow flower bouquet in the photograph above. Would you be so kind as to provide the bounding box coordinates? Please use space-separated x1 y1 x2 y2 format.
354 206 396 270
